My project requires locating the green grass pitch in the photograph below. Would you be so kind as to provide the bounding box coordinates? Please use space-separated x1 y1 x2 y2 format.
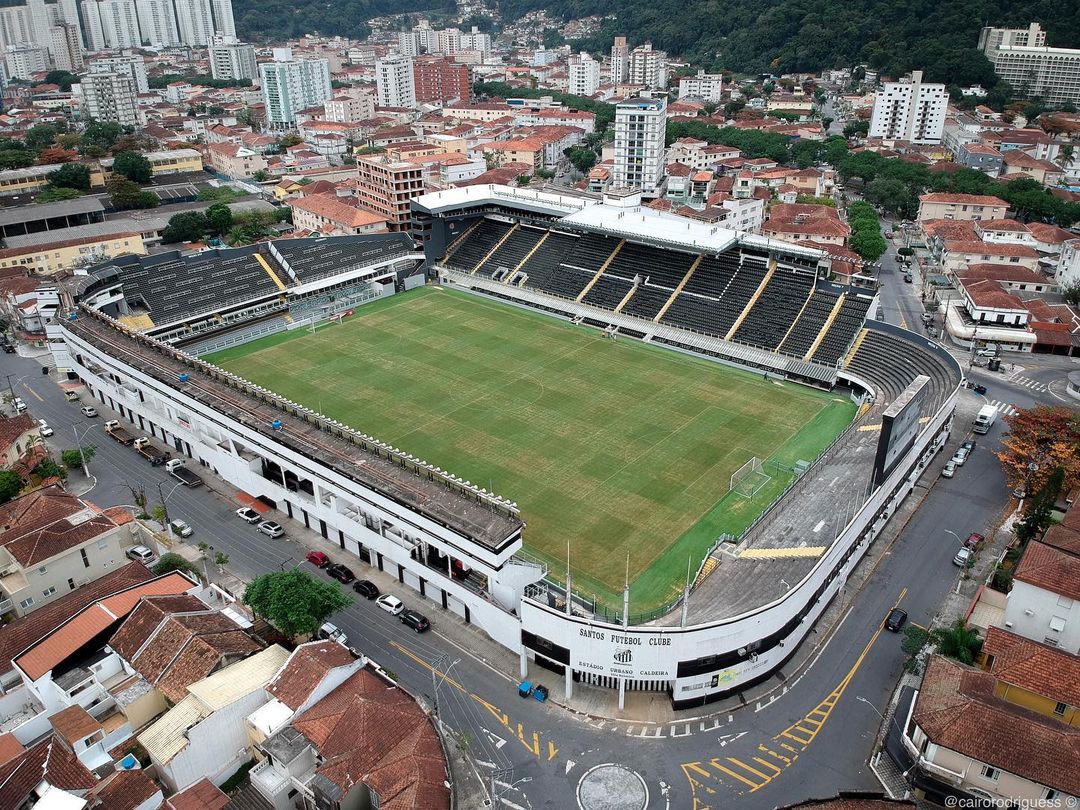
207 286 855 613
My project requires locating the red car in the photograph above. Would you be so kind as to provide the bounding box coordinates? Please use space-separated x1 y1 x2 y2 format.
306 550 329 568
965 533 985 550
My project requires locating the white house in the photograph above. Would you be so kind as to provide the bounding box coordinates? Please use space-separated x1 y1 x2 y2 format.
1004 540 1080 653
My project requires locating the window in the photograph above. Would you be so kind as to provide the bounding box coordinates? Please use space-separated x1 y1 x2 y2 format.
80 549 89 568
68 578 75 590
42 586 55 598
980 765 1000 781
19 597 33 609
1054 702 1068 716
1044 790 1059 802
97 539 108 551
1045 636 1060 647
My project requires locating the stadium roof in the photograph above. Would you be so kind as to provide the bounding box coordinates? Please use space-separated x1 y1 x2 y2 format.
413 184 593 218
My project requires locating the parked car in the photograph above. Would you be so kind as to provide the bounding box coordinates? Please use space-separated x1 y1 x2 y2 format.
169 519 193 538
903 273 913 283
12 397 27 413
964 532 985 550
236 507 261 523
38 420 53 437
961 439 976 453
376 594 405 615
953 547 973 567
941 461 956 478
258 520 284 538
400 609 430 633
884 607 907 632
352 579 380 599
80 405 98 417
951 447 970 466
326 563 355 584
306 550 330 567
1 343 14 353
64 391 80 402
126 545 155 563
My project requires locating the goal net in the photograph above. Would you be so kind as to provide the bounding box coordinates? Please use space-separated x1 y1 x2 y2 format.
729 456 772 499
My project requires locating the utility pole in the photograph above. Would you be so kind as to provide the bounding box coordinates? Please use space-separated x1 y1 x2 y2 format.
73 426 90 477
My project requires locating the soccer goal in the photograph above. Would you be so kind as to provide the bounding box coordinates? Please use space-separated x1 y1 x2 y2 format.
729 456 773 500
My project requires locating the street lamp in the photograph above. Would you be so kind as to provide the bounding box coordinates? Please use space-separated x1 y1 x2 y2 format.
431 654 460 719
72 424 93 477
943 529 962 545
856 695 908 741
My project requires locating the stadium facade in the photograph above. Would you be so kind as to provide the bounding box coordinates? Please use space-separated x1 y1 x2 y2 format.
48 186 963 708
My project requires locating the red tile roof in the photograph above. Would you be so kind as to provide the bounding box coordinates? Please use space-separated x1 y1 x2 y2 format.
0 486 128 567
15 572 197 681
922 219 979 241
779 796 915 810
976 218 1028 232
0 562 153 674
0 736 97 808
914 655 1080 795
1026 222 1074 245
291 668 450 810
959 278 1026 311
268 640 356 710
165 777 229 810
49 705 102 746
1014 540 1080 601
958 264 1046 285
919 193 1008 206
89 769 161 810
944 240 1039 258
0 413 37 456
289 194 389 230
0 734 23 768
982 626 1080 707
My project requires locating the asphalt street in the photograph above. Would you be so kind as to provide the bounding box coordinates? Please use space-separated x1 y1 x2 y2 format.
2 297 1072 809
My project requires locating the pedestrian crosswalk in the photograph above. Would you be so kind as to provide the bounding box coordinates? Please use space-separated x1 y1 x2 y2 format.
1010 375 1048 392
989 399 1018 417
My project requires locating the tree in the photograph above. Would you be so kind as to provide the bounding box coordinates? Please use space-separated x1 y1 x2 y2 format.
1061 280 1080 308
47 163 92 191
162 211 209 243
564 146 597 174
901 624 931 673
821 116 834 132
81 121 125 153
32 458 66 482
111 151 152 184
996 406 1080 495
108 177 159 210
150 503 168 525
25 124 58 151
36 187 83 204
849 229 887 262
931 619 983 665
0 469 21 504
61 445 96 468
0 150 36 170
842 120 869 138
152 552 203 580
214 552 229 572
243 569 353 639
42 70 78 91
205 202 233 235
251 169 269 182
1016 466 1065 546
38 147 78 164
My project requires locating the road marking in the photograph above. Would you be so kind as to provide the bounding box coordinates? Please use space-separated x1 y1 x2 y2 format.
680 587 905 801
24 386 43 402
989 399 1017 416
738 546 826 559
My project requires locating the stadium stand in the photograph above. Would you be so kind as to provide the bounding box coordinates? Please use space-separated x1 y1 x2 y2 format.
445 218 513 272
776 290 841 357
811 295 873 366
620 284 675 319
846 328 955 409
271 234 414 282
477 226 546 277
734 269 816 349
582 273 634 309
515 231 578 289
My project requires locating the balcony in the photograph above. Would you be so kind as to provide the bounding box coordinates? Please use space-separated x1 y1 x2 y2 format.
250 758 290 798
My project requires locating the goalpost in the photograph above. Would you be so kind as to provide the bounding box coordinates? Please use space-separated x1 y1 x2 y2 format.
729 456 773 500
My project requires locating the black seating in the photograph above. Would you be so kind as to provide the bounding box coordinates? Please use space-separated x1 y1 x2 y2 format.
476 226 545 277
621 285 673 320
812 294 873 366
847 329 957 411
444 219 512 271
682 253 739 299
778 290 840 358
274 234 414 282
734 269 815 349
583 274 634 309
563 234 622 273
605 242 694 289
519 232 577 289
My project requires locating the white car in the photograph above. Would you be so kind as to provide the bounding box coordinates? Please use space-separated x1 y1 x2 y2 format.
126 545 155 563
236 507 261 523
80 405 98 417
258 520 284 538
12 397 26 413
38 420 53 437
376 594 404 615
953 547 973 567
951 447 970 467
169 519 193 537
941 460 956 478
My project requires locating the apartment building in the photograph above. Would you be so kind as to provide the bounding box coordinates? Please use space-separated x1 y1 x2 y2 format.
917 193 1009 222
628 41 668 89
568 52 600 97
81 0 140 49
324 91 374 122
413 55 469 105
869 70 948 145
77 71 140 126
1004 538 1080 652
173 0 214 46
260 49 332 130
375 53 416 109
134 0 180 46
610 36 629 85
352 155 425 231
209 39 257 82
48 22 83 72
979 23 1080 105
678 69 724 103
207 141 266 179
87 53 149 93
3 45 47 81
612 93 666 194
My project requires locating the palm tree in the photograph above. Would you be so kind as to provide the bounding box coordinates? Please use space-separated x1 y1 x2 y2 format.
931 618 983 665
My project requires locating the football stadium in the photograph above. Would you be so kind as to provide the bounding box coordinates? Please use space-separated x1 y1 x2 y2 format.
50 184 962 705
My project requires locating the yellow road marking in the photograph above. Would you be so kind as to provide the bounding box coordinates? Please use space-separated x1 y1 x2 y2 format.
738 546 827 559
681 586 909 802
25 386 43 402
